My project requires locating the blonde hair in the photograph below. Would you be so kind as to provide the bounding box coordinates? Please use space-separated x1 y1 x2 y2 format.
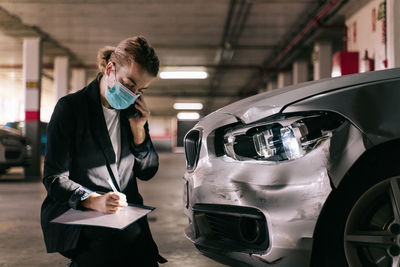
96 36 159 76
97 46 116 73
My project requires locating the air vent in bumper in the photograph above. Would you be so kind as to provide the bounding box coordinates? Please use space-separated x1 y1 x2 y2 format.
192 204 269 253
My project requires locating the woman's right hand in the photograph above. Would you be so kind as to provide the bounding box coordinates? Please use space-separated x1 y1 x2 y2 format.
82 192 128 214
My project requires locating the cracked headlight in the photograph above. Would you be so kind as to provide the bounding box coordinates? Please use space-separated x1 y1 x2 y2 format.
223 112 344 162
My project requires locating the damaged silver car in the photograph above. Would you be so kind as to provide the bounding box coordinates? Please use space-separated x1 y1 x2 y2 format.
183 68 400 267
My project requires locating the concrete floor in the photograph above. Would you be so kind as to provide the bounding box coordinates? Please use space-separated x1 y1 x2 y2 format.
0 152 224 267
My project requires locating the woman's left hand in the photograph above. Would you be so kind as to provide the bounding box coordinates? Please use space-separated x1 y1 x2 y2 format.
128 94 149 128
128 94 149 145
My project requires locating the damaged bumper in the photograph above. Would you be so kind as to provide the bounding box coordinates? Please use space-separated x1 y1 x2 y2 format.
183 109 366 266
183 142 332 265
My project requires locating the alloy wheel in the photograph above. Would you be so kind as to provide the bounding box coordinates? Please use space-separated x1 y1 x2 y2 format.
344 176 400 267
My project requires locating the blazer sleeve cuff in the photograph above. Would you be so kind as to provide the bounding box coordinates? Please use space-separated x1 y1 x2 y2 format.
130 135 151 159
68 186 94 210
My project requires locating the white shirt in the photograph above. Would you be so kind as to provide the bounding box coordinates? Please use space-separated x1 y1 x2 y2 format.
102 105 121 164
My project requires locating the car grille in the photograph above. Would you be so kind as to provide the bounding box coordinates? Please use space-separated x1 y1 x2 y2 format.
1 136 21 146
193 204 269 253
5 150 21 160
184 130 201 171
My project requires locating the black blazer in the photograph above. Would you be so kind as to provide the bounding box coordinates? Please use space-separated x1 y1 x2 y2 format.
40 76 159 253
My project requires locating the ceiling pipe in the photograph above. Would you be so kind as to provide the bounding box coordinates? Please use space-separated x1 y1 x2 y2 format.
153 44 275 50
239 0 347 97
0 64 268 72
268 0 343 68
220 0 237 49
204 0 253 114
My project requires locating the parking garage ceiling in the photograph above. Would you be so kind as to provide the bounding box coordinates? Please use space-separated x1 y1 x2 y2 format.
0 0 353 116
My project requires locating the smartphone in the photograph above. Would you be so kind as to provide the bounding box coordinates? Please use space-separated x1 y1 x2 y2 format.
124 104 140 118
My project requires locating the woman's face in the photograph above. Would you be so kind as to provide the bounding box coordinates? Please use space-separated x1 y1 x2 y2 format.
106 60 154 95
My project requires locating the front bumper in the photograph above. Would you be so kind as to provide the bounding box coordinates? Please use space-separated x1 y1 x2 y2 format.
183 141 333 266
0 143 31 169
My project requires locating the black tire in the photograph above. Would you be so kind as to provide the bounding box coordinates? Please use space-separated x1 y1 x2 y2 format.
0 168 8 175
311 158 400 267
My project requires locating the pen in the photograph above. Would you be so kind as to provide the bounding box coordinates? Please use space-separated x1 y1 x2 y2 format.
107 177 119 193
107 177 127 211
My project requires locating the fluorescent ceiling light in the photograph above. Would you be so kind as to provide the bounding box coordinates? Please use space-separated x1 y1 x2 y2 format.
160 71 208 79
177 112 200 120
173 103 203 110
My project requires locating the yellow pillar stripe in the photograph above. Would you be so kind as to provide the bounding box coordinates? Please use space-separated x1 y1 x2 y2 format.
26 81 39 88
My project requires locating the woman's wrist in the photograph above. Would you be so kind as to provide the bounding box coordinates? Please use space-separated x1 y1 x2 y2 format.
82 192 101 209
129 121 146 145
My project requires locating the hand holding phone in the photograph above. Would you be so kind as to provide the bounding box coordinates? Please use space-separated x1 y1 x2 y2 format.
124 104 140 118
126 94 150 145
126 94 150 128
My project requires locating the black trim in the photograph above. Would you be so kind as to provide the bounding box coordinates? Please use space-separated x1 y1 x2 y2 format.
192 204 269 253
184 129 201 171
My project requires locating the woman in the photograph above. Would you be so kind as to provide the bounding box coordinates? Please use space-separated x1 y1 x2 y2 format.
40 36 166 266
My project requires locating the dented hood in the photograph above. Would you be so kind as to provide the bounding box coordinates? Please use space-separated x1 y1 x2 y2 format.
210 68 400 124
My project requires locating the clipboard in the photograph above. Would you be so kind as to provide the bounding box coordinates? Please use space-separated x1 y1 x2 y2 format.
51 203 155 230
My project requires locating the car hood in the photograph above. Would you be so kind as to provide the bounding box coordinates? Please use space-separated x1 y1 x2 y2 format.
207 68 400 124
0 127 21 136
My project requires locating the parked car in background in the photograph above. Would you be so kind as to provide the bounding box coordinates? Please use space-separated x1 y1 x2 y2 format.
183 68 400 266
4 121 48 156
0 126 31 174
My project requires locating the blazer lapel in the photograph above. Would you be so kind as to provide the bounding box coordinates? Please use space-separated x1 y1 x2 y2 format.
85 76 121 190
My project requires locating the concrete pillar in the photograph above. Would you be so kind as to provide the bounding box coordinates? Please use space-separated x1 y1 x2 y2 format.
23 38 42 180
277 72 292 88
54 56 69 101
266 80 277 91
71 68 87 92
292 60 308 85
387 0 400 68
313 42 332 80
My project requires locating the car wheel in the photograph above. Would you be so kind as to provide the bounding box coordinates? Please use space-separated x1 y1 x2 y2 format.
311 163 400 267
344 176 400 267
0 168 7 175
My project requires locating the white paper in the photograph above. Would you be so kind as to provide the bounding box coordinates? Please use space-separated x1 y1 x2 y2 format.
51 205 153 229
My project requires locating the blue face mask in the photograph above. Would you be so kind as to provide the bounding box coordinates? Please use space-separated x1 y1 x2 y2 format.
105 68 140 110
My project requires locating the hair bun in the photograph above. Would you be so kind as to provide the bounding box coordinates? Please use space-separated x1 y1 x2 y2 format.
100 36 159 77
97 46 116 73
